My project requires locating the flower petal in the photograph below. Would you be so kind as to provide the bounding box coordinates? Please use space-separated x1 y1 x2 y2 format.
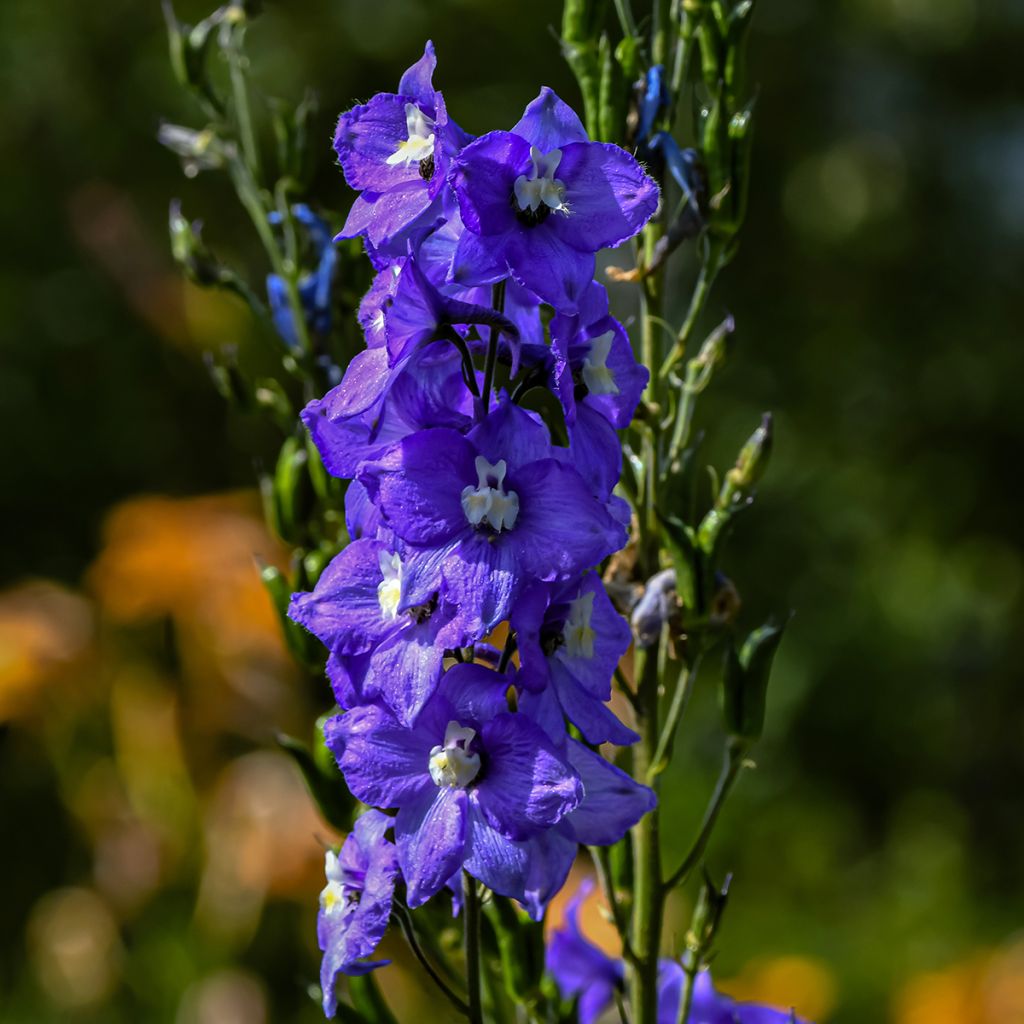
397 786 468 907
452 130 530 236
563 740 655 845
511 88 589 151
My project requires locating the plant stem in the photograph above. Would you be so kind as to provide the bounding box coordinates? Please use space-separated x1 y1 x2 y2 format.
223 16 262 183
626 644 664 1024
651 654 701 777
480 280 506 416
660 256 718 381
663 738 745 891
675 961 699 1024
590 844 636 964
463 872 484 1024
394 907 470 1017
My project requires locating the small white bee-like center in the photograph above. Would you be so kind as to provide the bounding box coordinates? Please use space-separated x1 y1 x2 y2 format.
514 146 567 213
461 455 519 532
386 104 436 167
562 590 597 660
377 550 403 621
320 850 358 919
581 331 619 396
428 720 481 789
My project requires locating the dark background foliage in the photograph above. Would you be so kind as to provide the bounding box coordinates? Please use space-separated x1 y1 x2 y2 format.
1 0 1022 1021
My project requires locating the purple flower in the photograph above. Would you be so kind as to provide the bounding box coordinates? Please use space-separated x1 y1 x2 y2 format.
325 663 583 909
335 41 471 261
547 894 813 1024
266 204 337 350
515 572 638 746
302 340 474 479
288 537 474 724
546 882 623 1024
359 400 627 632
318 809 399 1016
450 88 659 311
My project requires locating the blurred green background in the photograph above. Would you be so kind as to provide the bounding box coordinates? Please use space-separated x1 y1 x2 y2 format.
1 0 1022 1021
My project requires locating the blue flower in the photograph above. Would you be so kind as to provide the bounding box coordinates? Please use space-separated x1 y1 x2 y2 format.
318 809 399 1016
334 41 472 262
326 663 583 910
546 893 814 1024
450 88 659 312
266 204 337 349
359 400 627 633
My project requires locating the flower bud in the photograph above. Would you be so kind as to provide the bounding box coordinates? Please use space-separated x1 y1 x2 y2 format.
724 411 773 499
720 614 790 744
158 123 228 177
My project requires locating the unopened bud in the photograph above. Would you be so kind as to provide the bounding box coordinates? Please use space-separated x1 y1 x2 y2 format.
158 123 228 177
724 411 772 498
720 615 789 743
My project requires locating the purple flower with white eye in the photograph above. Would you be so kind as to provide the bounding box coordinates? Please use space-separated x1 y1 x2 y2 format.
449 88 659 312
288 537 475 725
359 400 627 633
335 41 471 261
514 572 638 746
318 809 399 1017
325 663 583 908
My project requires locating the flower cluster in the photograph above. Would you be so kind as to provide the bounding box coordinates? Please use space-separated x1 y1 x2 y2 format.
547 885 810 1024
288 41 660 1015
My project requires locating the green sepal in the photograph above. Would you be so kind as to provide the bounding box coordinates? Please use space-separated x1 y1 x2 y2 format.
720 614 791 743
276 730 353 833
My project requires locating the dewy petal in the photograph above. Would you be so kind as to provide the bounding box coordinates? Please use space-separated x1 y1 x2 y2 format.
511 87 590 152
396 786 468 907
563 740 655 845
463 801 531 902
339 181 441 256
467 400 553 469
520 824 578 920
509 460 627 581
369 619 448 727
440 531 519 633
328 704 435 808
474 712 582 840
287 538 399 655
548 141 660 253
451 130 531 236
504 225 595 313
567 403 623 501
449 225 511 288
552 667 640 745
360 428 478 546
438 663 513 725
397 40 438 109
334 94 423 192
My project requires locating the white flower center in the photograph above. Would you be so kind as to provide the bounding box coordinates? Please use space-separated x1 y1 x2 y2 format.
320 851 357 919
428 721 481 789
514 146 567 213
461 455 519 532
377 550 403 621
581 331 619 396
562 590 596 660
386 104 436 167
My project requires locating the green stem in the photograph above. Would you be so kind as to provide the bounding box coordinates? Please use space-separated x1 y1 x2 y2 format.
660 256 719 381
626 644 664 1024
612 0 639 38
224 16 262 183
663 739 745 891
675 962 699 1024
480 280 506 416
590 844 636 964
650 655 701 777
394 907 470 1017
667 357 702 464
463 873 484 1024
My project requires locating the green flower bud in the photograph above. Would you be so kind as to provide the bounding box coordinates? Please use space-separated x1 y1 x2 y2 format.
720 614 790 743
